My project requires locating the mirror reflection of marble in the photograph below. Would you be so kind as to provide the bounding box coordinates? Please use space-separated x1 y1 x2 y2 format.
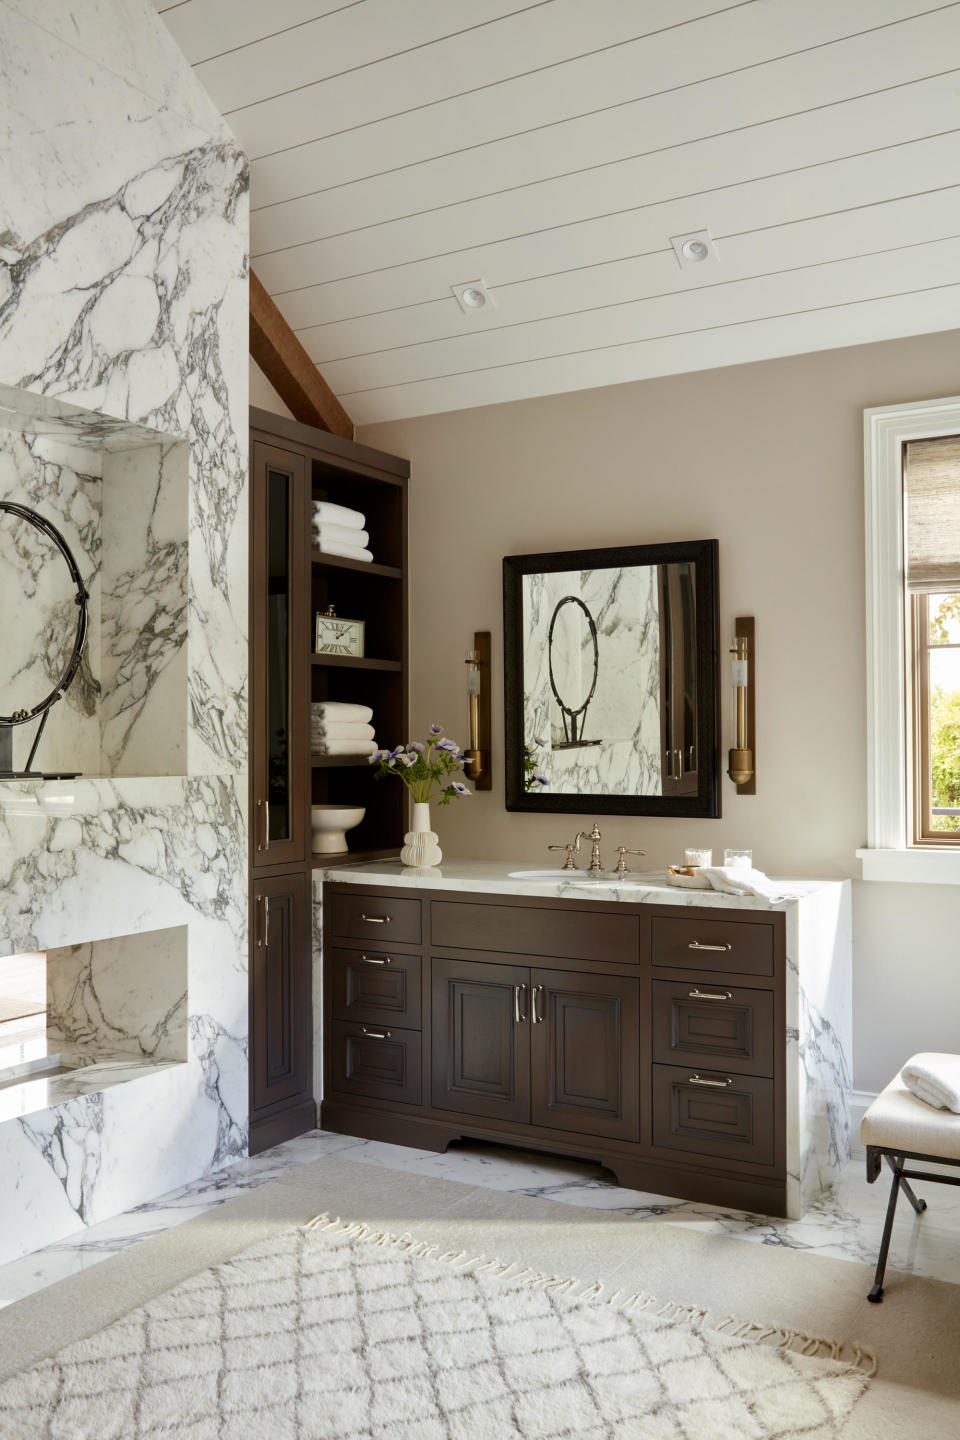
504 541 720 818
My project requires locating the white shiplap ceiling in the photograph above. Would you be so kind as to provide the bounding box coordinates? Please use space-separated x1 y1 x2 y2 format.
154 0 960 424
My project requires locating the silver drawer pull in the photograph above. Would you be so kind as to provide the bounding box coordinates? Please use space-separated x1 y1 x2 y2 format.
688 941 732 952
688 988 732 1001
360 914 390 924
688 1074 733 1088
361 1027 391 1040
360 954 391 965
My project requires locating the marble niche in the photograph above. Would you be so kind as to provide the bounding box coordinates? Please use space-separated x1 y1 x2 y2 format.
0 0 249 1268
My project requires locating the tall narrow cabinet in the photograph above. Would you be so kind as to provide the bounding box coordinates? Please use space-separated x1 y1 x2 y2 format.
249 408 409 1153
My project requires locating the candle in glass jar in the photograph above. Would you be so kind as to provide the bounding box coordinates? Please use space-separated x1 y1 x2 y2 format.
683 848 712 868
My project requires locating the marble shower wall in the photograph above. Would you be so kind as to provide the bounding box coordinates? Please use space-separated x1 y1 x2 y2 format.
0 0 249 1266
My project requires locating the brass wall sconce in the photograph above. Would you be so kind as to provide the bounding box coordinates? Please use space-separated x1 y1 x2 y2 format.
464 631 492 790
728 616 756 794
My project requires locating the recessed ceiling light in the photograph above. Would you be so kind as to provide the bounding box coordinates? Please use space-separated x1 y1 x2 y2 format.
451 279 496 314
670 230 719 269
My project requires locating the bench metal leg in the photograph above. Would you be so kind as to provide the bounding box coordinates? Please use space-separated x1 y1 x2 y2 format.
868 1160 903 1302
884 1151 927 1215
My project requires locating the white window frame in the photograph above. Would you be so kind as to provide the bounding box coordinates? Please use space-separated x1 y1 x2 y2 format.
859 394 960 884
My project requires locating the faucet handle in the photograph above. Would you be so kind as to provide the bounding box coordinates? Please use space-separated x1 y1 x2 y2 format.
548 842 579 871
614 846 647 875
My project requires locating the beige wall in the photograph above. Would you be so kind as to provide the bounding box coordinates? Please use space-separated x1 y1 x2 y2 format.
356 329 960 1096
250 357 293 419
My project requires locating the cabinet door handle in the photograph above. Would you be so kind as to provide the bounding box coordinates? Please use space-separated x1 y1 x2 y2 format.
688 1074 732 1088
257 797 270 853
531 983 544 1024
688 988 732 1001
362 1027 391 1040
360 954 391 965
255 894 264 948
514 984 528 1023
264 895 270 947
687 941 732 953
360 914 389 924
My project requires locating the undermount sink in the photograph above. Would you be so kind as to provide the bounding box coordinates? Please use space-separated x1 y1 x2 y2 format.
507 868 653 885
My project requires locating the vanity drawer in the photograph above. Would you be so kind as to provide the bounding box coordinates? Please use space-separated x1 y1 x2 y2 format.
652 980 774 1077
330 1021 422 1106
331 949 421 1030
431 901 638 965
328 891 421 946
651 915 774 977
652 1063 775 1167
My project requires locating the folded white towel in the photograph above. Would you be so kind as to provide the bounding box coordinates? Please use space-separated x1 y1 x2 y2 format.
699 866 788 904
313 523 370 549
312 702 373 724
901 1053 960 1113
312 738 379 757
313 500 365 530
316 541 374 564
311 722 375 742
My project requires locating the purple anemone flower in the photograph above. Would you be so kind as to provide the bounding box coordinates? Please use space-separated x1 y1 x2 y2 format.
369 748 388 763
429 723 443 736
437 738 459 753
398 752 416 767
536 775 549 786
406 741 425 754
451 781 470 796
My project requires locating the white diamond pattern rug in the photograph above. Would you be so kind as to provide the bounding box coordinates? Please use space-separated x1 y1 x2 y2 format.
0 1215 870 1439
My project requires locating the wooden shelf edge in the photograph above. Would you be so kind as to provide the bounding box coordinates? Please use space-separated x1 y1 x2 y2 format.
311 549 402 579
311 653 402 671
310 754 378 768
312 847 401 869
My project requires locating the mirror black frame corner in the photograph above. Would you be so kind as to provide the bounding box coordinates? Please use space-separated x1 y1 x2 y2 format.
503 538 721 819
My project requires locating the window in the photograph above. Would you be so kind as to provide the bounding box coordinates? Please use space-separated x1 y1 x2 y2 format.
904 436 960 846
861 397 960 883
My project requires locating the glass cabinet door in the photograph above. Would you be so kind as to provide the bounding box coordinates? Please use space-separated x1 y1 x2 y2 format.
252 442 307 867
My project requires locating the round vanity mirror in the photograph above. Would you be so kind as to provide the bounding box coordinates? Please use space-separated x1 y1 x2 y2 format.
547 595 600 748
0 501 89 776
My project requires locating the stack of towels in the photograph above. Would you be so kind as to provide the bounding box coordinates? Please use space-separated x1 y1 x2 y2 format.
900 1053 960 1113
311 701 377 757
314 500 373 564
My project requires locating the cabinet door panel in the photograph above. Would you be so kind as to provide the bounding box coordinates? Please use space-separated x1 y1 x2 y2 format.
431 957 530 1123
531 969 639 1142
251 442 307 869
251 872 312 1118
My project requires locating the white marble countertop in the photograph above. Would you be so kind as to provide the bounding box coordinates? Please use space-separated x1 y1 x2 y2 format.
316 858 845 911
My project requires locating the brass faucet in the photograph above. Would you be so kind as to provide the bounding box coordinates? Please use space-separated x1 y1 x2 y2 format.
547 836 581 870
576 823 604 873
614 846 647 875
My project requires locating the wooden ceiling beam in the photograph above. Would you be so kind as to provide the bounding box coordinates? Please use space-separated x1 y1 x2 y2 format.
249 269 353 439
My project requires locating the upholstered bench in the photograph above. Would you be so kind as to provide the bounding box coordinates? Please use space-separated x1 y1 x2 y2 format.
861 1070 960 1301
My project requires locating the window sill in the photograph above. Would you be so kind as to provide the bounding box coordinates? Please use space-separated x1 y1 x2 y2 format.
857 847 960 884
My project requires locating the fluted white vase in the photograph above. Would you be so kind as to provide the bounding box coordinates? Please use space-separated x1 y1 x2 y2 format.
401 801 442 867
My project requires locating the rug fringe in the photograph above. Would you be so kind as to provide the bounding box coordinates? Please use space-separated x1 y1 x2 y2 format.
302 1213 877 1378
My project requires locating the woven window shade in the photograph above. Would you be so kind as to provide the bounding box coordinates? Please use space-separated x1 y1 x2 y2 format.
904 434 960 592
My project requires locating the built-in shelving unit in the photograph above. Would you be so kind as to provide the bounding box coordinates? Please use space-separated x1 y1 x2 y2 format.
248 406 409 1154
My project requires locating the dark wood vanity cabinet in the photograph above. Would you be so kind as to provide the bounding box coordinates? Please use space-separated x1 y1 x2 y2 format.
322 884 788 1215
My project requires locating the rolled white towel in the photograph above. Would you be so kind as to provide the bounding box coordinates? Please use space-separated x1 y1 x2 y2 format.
312 702 373 724
313 522 370 549
311 722 375 742
316 541 374 564
699 866 788 904
312 738 379 757
900 1053 960 1113
313 500 365 530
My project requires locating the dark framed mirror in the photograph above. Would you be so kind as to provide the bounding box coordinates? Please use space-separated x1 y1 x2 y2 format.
503 539 720 817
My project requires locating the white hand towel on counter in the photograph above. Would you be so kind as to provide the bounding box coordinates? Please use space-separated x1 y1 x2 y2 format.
316 541 374 564
699 866 788 904
312 738 379 757
312 702 373 724
313 523 370 549
311 722 376 742
900 1053 960 1113
313 500 365 530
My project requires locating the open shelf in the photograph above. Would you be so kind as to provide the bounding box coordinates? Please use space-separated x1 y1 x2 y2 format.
311 654 402 672
311 754 375 768
311 549 401 580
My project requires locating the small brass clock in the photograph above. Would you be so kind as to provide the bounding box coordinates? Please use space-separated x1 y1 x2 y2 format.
315 603 365 657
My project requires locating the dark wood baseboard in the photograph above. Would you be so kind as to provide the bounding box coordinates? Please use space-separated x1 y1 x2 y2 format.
250 1098 317 1156
319 1100 788 1217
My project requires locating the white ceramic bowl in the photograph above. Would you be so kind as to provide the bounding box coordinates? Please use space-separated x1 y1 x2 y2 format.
311 805 365 855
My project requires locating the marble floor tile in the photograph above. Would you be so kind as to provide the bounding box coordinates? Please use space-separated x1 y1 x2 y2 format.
1 1128 958 1309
